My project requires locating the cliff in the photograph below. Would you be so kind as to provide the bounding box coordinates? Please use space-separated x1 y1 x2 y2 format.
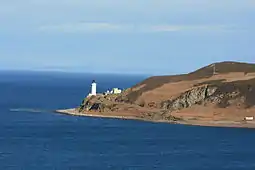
75 61 255 125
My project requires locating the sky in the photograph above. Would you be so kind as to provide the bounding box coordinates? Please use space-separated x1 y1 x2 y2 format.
0 0 254 75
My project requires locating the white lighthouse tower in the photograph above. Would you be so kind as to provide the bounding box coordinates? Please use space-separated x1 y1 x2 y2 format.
91 80 97 96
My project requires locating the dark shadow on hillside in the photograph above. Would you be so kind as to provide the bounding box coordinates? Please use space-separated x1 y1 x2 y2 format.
210 78 255 108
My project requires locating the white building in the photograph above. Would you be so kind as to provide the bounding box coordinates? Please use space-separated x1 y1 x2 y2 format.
111 88 122 94
244 116 254 121
103 88 122 95
88 80 97 96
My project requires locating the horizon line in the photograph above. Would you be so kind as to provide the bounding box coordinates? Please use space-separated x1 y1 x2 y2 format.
0 68 152 76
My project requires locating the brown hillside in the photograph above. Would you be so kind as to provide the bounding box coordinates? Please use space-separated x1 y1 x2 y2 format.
76 61 255 127
123 61 255 104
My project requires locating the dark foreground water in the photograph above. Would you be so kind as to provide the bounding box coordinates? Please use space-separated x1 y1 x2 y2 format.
0 71 255 170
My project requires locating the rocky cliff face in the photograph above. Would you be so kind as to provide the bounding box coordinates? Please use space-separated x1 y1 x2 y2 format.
161 85 217 111
78 95 118 112
160 79 255 112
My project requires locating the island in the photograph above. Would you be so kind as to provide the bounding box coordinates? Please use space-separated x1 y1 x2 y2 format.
56 61 255 128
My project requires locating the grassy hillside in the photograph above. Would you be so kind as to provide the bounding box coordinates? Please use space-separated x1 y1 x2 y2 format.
125 61 255 103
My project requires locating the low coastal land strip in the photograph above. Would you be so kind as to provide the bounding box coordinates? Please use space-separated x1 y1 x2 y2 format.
55 108 255 128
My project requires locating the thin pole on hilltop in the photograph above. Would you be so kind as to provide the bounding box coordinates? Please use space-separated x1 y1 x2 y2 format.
213 64 216 75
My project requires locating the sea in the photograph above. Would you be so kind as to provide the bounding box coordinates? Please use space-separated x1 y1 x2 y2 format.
0 71 255 170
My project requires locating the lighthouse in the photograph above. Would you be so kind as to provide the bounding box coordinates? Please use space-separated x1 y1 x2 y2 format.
91 80 97 96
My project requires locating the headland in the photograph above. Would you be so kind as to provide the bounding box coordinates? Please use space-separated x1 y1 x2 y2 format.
56 61 255 128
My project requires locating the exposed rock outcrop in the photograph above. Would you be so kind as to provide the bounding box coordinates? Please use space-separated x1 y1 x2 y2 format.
161 85 217 111
140 110 183 122
79 96 117 112
160 78 255 112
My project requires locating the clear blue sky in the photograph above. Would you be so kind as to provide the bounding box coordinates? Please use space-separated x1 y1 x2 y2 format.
0 0 254 75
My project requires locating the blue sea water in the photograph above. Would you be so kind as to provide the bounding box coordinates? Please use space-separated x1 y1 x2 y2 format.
0 71 255 170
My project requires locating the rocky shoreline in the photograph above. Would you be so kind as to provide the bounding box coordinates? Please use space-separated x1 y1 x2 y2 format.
55 108 255 129
55 108 181 124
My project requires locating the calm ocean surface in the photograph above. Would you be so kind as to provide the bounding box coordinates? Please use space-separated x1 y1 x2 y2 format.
0 71 255 170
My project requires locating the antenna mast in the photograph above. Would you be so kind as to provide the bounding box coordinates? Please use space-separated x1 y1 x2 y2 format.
213 64 216 75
